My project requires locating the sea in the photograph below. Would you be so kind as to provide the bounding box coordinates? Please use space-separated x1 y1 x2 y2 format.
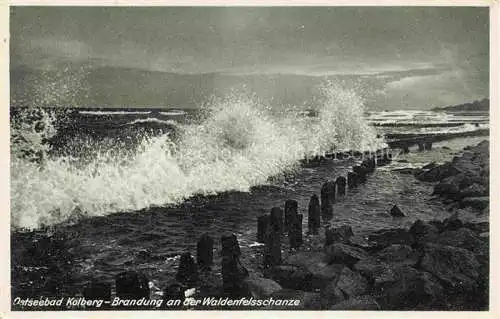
10 84 489 300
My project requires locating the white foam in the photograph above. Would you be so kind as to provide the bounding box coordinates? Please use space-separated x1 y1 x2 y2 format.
79 110 151 115
11 81 385 229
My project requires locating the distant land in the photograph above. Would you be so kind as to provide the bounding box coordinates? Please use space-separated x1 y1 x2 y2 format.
433 98 489 112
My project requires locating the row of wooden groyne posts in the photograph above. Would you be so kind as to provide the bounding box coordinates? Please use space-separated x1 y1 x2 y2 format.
77 147 400 309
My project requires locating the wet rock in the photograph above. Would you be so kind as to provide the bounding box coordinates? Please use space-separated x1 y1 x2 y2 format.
409 220 438 245
325 243 369 267
325 225 354 245
330 296 380 310
459 196 489 210
321 266 367 308
286 251 344 289
375 244 419 267
416 162 460 182
374 265 444 310
266 264 313 291
436 228 488 259
347 172 358 188
242 273 282 298
115 271 150 299
419 243 480 292
389 205 406 217
441 212 463 231
368 228 414 247
459 183 488 198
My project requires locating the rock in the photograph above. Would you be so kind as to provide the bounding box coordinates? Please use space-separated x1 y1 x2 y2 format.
115 271 150 299
325 243 369 267
433 180 460 198
334 266 368 297
460 197 489 210
325 225 354 245
368 228 414 247
375 244 419 267
266 264 313 291
416 162 460 182
335 176 347 196
389 205 406 217
441 212 463 231
419 243 480 292
397 159 409 163
459 183 488 198
374 265 444 310
409 220 438 244
321 267 367 308
242 274 282 298
286 252 344 290
330 296 380 310
436 228 488 258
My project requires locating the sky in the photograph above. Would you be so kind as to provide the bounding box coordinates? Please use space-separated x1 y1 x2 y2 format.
10 6 489 109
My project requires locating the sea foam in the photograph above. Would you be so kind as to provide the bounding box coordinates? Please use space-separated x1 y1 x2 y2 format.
11 81 384 229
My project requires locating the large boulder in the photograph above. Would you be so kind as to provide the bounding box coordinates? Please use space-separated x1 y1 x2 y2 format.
285 252 344 289
419 243 480 292
266 265 313 291
436 228 488 262
390 205 406 217
459 197 489 210
416 162 460 182
373 265 444 310
459 183 488 198
409 220 439 245
242 274 282 298
321 266 367 308
325 243 369 267
325 225 354 245
368 228 414 247
375 244 419 267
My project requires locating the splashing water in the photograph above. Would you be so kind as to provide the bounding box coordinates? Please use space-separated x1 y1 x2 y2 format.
11 81 385 229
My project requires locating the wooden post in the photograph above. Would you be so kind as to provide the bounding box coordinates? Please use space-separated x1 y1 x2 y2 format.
257 214 270 243
308 194 321 234
284 199 298 233
270 207 284 234
264 209 282 268
289 213 303 249
83 281 111 308
115 271 150 299
221 233 248 295
320 181 335 218
197 234 214 271
176 252 198 285
336 176 347 196
347 172 358 188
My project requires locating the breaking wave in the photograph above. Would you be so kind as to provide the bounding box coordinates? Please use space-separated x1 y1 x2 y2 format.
11 81 385 229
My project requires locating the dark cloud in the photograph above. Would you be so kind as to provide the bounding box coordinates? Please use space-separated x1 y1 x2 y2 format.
10 6 489 109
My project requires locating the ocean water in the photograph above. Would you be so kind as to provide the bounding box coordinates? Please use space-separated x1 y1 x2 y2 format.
10 82 489 299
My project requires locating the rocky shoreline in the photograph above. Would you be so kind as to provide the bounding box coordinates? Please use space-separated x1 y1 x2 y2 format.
175 140 490 311
11 140 490 311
